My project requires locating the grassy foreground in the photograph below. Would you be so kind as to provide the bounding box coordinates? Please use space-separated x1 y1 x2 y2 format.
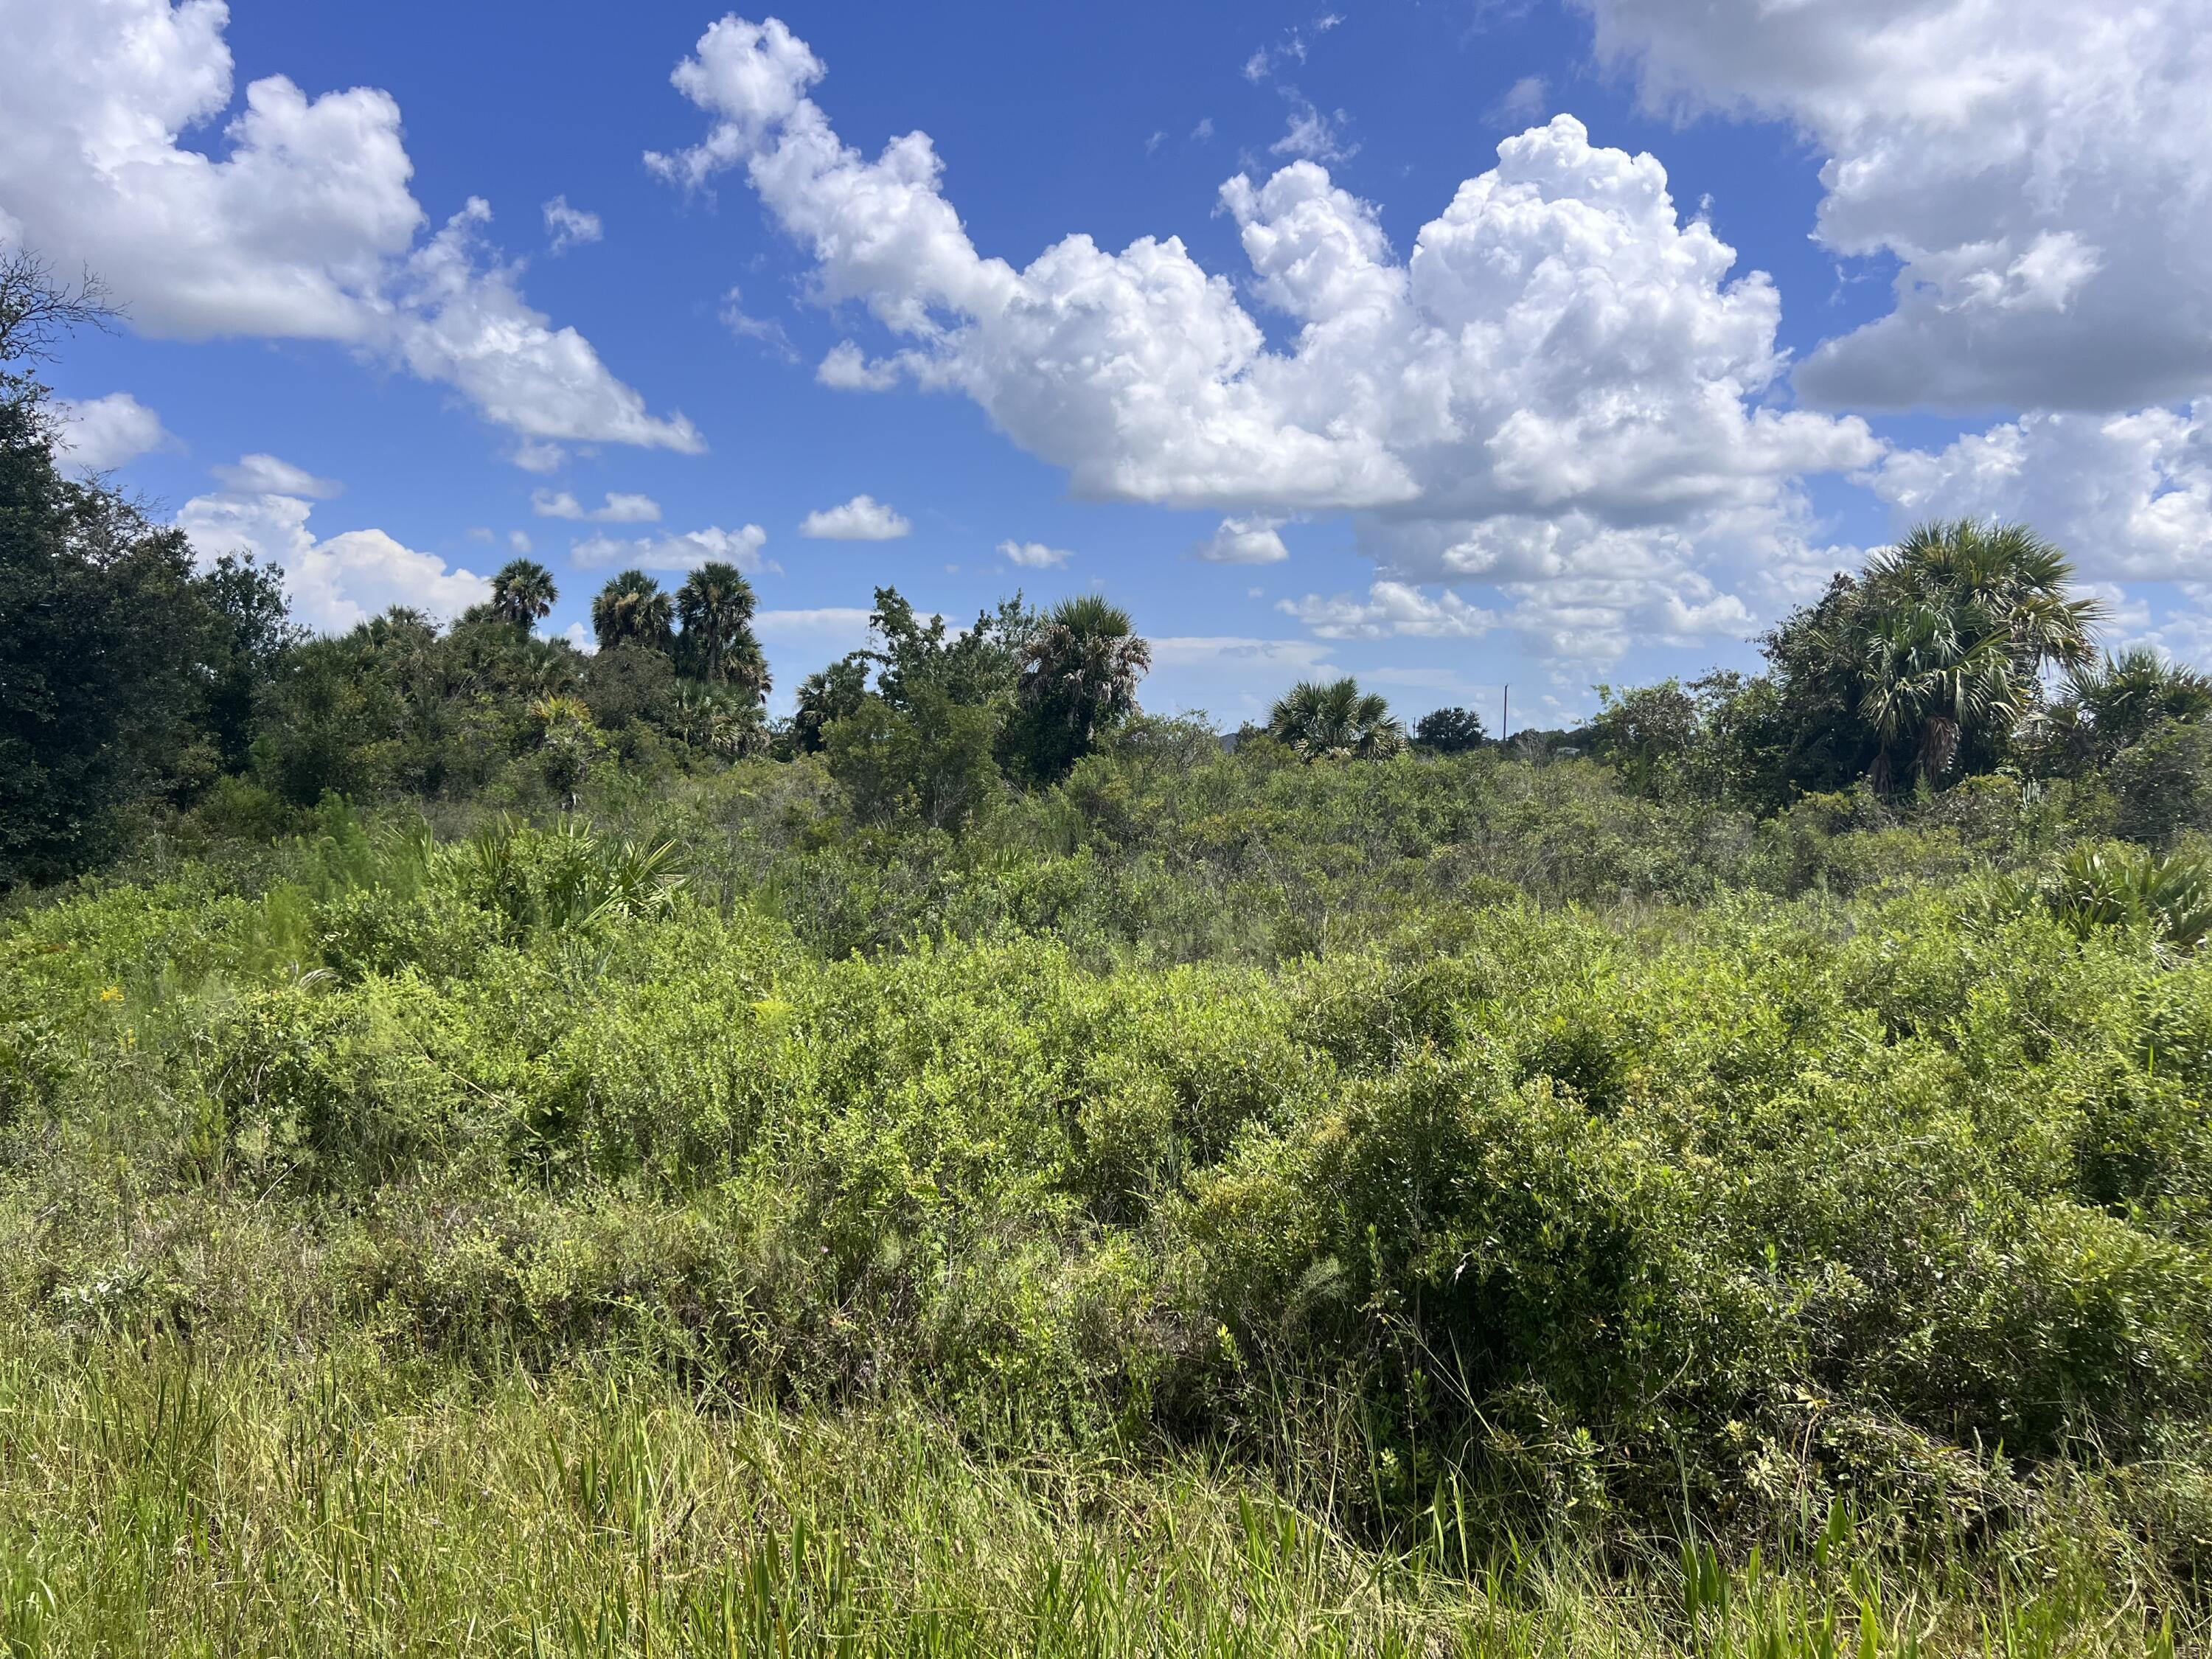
0 1342 2182 1657
2 791 2208 1654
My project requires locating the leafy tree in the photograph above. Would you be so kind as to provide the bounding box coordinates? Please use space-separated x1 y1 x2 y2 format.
1413 706 1486 754
489 558 557 630
197 552 300 771
1014 594 1150 779
1268 677 1407 760
827 685 1005 830
674 561 769 697
579 644 679 742
1 260 253 878
591 569 674 653
865 586 1033 711
250 634 405 807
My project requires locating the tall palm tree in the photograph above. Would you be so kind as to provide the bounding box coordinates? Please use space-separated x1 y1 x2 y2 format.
591 569 673 653
1851 520 2101 790
1268 677 1407 760
489 559 557 630
675 561 770 697
1017 595 1150 773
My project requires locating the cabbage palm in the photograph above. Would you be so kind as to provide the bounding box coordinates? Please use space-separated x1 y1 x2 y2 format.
591 569 673 653
1853 520 2101 790
2062 647 2212 757
1268 676 1406 760
489 558 557 630
675 561 769 696
1017 595 1150 773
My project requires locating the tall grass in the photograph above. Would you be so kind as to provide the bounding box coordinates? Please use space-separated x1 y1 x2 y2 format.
0 1338 2182 1657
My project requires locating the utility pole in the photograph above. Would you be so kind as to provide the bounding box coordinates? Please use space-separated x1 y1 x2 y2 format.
1500 684 1509 743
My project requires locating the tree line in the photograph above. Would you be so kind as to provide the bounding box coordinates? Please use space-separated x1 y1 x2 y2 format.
6 251 2211 886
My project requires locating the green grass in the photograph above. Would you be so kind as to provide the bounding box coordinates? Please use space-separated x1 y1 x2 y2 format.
0 1338 2182 1658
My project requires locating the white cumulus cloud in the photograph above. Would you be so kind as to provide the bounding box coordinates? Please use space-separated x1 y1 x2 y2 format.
999 539 1073 568
51 393 170 472
1280 581 1498 639
571 524 773 573
1581 0 2212 411
1872 403 2212 584
647 19 1876 658
532 488 663 523
799 493 911 540
0 0 698 458
1192 516 1290 565
178 488 488 633
213 453 341 498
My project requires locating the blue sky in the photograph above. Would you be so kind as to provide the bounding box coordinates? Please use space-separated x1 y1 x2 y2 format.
10 0 2210 728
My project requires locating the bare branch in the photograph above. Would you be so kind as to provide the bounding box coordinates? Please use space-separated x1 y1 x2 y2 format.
0 248 119 366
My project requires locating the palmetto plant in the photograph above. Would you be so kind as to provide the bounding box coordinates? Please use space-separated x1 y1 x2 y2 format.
489 558 557 630
1267 677 1407 761
668 681 767 759
591 569 674 653
2039 842 2212 954
2064 647 2212 757
1853 520 2101 791
675 561 770 695
1018 595 1150 745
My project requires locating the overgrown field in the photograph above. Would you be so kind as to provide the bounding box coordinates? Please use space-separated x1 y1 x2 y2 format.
3 756 2209 1654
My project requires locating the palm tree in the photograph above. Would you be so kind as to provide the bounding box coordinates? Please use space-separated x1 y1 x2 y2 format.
675 561 770 697
591 569 673 653
1268 676 1407 760
489 559 557 630
1016 594 1150 774
1851 520 2101 790
2062 647 2212 757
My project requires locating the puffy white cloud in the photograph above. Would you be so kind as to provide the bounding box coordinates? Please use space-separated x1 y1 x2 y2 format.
650 21 1876 658
998 539 1073 568
213 453 340 498
1280 581 1498 639
509 529 533 554
0 0 698 456
1582 0 2212 411
390 199 703 455
177 488 487 633
1871 403 2212 583
562 620 597 654
542 195 602 254
799 493 911 540
1192 516 1290 564
51 393 170 472
532 488 662 523
571 524 773 573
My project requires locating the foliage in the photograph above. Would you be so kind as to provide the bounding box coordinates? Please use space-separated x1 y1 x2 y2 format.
1763 521 2101 797
674 560 769 696
489 557 558 629
1269 677 1408 761
592 568 675 653
1414 706 1486 754
1014 594 1152 781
